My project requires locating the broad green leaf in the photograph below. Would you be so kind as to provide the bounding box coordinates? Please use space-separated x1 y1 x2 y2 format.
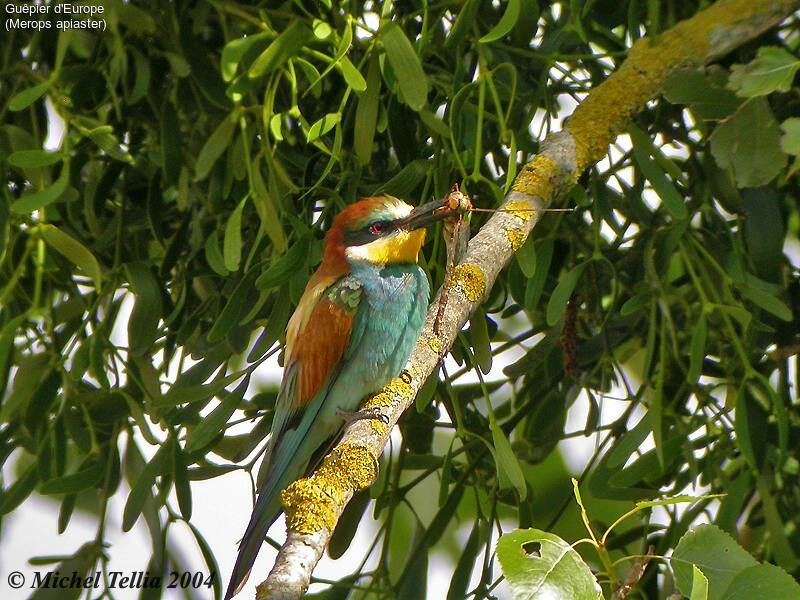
687 314 706 383
250 158 287 253
86 126 133 163
125 263 162 356
224 198 245 272
728 46 800 98
710 98 787 188
374 159 429 198
780 117 800 155
161 102 181 184
606 416 651 469
329 489 371 559
736 282 792 321
7 150 63 168
186 522 223 600
691 565 709 600
546 262 587 326
629 124 687 219
122 442 169 531
11 165 70 214
204 227 229 276
306 113 341 143
40 460 104 495
663 69 741 120
635 493 723 510
381 23 428 111
721 564 800 600
255 235 310 289
447 519 486 600
515 237 536 277
129 48 151 104
9 80 52 111
338 57 367 92
355 58 382 165
39 224 102 289
186 376 247 453
172 440 193 523
221 32 270 81
497 529 603 600
469 309 492 374
490 421 527 499
672 524 757 600
0 462 38 515
248 22 311 79
155 370 244 408
194 115 236 181
480 0 522 43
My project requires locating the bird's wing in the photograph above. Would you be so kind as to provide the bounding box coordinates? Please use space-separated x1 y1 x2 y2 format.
224 273 363 600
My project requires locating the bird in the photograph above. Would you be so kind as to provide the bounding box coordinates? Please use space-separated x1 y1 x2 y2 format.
225 194 458 599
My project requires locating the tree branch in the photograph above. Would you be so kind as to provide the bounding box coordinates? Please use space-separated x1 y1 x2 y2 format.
256 0 799 596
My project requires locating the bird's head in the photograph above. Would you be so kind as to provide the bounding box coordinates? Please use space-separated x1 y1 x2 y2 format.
323 195 458 270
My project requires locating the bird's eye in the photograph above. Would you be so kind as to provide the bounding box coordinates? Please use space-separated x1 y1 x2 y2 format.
369 221 388 235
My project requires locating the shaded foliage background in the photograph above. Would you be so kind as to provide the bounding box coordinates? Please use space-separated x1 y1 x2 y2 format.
1 1 799 598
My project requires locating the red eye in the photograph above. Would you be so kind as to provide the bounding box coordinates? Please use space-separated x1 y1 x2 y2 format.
370 221 386 234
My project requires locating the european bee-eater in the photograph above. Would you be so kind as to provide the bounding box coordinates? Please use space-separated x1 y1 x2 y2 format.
225 195 457 599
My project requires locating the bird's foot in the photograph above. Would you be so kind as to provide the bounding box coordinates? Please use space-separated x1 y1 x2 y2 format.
336 406 390 425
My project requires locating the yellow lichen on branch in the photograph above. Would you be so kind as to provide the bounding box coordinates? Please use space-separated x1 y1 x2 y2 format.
281 443 378 534
452 264 485 302
510 154 560 200
567 0 796 170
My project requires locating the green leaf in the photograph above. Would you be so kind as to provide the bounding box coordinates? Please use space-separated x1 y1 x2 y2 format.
224 198 245 272
497 529 603 600
39 224 102 290
671 524 758 600
9 80 52 111
155 371 244 408
354 57 381 166
248 22 311 80
691 565 709 600
122 442 169 531
161 102 181 185
490 421 527 500
736 282 792 321
447 519 486 600
480 0 522 43
728 46 800 98
515 236 536 278
381 23 428 111
469 309 492 374
204 227 229 276
255 235 310 289
12 165 70 214
546 262 587 326
7 150 63 168
721 564 800 600
687 314 706 383
710 98 787 188
186 376 248 453
0 462 38 515
194 115 236 181
629 124 687 219
338 57 367 92
40 460 104 495
173 439 192 520
780 117 800 156
663 69 741 120
328 489 371 560
221 32 270 82
306 113 341 143
250 158 288 253
124 263 163 356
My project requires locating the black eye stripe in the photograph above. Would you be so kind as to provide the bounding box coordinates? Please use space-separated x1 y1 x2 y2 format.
344 220 396 246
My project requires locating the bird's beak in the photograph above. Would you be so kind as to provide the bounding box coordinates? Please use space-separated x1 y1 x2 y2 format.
398 198 461 231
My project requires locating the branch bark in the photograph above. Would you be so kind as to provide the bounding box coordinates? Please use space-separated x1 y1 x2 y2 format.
257 0 799 596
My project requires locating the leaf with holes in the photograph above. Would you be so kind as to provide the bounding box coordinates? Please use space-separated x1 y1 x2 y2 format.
497 529 603 600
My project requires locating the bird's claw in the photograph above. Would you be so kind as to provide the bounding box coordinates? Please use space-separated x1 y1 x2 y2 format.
336 407 390 425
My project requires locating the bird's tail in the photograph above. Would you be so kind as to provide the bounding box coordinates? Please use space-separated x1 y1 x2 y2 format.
223 474 287 600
